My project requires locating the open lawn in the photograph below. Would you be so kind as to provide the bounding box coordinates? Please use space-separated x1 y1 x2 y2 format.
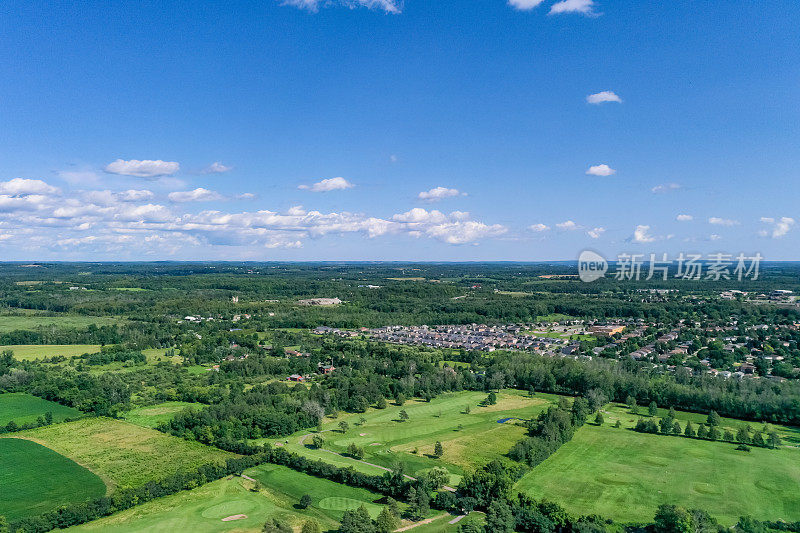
66 475 333 533
514 419 800 525
0 438 106 521
0 315 119 334
1 344 103 360
0 392 83 426
7 417 233 489
257 389 558 485
247 463 388 521
122 401 203 429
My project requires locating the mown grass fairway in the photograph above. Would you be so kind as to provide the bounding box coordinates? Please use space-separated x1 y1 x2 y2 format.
122 401 202 428
0 316 119 334
259 389 557 484
1 344 103 360
0 392 82 426
66 475 334 533
0 438 106 521
515 420 800 525
247 463 386 520
9 417 233 488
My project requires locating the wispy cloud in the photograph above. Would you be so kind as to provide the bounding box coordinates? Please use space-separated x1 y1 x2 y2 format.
708 217 739 227
280 0 401 13
104 159 180 178
586 164 615 177
529 223 550 232
652 183 681 194
556 220 580 230
586 91 621 104
508 0 546 10
298 177 354 192
202 162 232 174
587 227 605 239
550 0 597 15
168 188 224 203
418 187 465 202
759 216 795 238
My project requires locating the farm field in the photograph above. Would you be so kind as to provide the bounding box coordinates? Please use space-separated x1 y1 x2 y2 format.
122 401 202 429
1 344 102 360
0 392 83 426
8 417 233 488
515 419 800 525
0 315 119 334
257 389 558 484
66 475 331 533
0 438 106 521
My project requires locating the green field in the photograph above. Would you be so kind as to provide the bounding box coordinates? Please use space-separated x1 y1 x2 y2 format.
0 392 83 426
247 463 387 521
0 438 106 521
1 344 103 360
515 416 800 525
9 417 233 489
122 401 203 428
0 315 119 334
257 389 557 484
67 463 392 532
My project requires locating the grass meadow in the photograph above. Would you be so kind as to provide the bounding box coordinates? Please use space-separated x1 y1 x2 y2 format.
0 392 83 426
8 417 233 489
0 315 119 334
122 401 203 429
257 389 558 485
515 408 800 525
1 344 103 360
0 438 106 521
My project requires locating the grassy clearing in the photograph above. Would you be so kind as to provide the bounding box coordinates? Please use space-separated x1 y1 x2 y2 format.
0 392 83 426
66 475 333 533
8 417 233 489
0 316 119 334
247 463 386 521
0 438 106 521
515 416 800 525
122 401 202 429
258 389 557 484
1 344 103 360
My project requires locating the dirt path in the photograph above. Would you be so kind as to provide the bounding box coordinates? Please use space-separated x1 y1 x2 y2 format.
395 513 449 532
449 514 467 524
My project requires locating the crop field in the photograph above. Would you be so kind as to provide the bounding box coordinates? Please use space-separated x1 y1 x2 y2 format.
0 315 119 334
515 416 800 525
0 392 83 426
66 475 333 533
1 344 103 360
0 438 106 521
259 389 558 484
122 401 203 428
10 417 233 488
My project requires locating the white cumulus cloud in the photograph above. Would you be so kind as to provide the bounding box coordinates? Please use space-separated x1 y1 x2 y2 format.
417 187 465 202
708 217 739 227
202 162 232 174
759 216 795 238
586 91 621 104
104 159 180 178
529 223 550 232
633 225 656 243
556 220 580 230
0 178 60 196
168 188 224 203
298 177 354 192
587 227 605 239
550 0 597 15
676 214 693 221
508 0 546 10
586 164 615 177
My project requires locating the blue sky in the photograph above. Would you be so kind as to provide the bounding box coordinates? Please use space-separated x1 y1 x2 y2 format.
1 0 799 261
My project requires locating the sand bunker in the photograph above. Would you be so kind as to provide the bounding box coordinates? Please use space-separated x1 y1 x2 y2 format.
222 514 248 522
